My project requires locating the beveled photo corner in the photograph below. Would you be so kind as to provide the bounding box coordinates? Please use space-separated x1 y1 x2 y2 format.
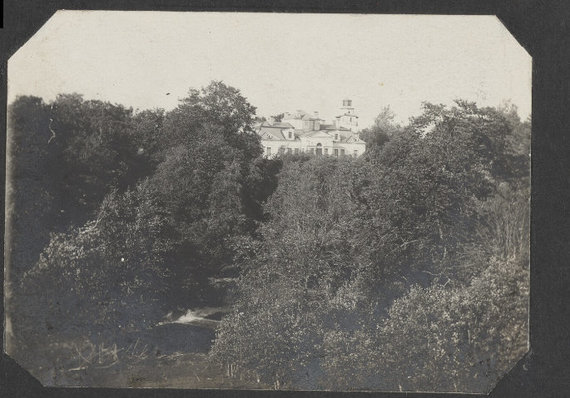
4 11 531 393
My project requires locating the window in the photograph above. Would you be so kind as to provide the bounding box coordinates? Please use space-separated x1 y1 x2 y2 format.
279 147 285 154
294 148 299 154
288 131 292 139
310 148 315 154
316 143 323 156
340 149 345 156
267 147 272 155
354 150 358 157
287 148 292 154
335 134 339 140
324 148 329 155
334 148 339 157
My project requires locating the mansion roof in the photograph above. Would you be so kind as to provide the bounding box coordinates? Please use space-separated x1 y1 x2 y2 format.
256 122 363 144
255 99 362 149
258 125 290 140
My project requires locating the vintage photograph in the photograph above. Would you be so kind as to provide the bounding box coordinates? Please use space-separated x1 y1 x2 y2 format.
4 12 531 393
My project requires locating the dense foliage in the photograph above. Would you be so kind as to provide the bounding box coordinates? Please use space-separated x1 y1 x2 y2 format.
210 101 530 392
7 84 530 392
8 82 275 356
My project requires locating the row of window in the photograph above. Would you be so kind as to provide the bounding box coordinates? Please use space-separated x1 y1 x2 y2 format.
266 147 358 157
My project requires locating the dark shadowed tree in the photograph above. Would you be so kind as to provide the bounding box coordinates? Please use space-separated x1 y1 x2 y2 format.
47 94 138 224
12 81 277 372
6 96 55 282
359 106 400 153
125 108 166 183
14 179 175 363
144 81 268 308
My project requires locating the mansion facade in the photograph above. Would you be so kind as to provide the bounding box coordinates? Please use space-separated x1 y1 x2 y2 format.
255 99 366 158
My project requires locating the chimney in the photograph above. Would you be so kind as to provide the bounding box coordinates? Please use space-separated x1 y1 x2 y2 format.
313 111 319 119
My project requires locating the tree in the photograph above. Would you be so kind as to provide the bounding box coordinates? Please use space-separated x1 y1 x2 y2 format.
11 81 278 377
323 102 530 392
16 180 175 351
161 81 261 161
10 88 529 391
359 106 400 152
7 94 158 244
6 96 59 360
321 181 529 393
127 81 269 309
356 101 529 287
211 156 373 389
125 108 166 183
365 247 528 393
211 101 530 391
6 96 55 281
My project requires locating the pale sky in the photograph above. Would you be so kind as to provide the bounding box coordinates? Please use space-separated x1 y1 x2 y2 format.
8 11 531 127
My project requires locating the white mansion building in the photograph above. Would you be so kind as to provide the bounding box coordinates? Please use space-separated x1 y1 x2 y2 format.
255 99 366 158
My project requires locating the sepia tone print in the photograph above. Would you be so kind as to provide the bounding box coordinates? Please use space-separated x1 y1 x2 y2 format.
4 12 530 393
